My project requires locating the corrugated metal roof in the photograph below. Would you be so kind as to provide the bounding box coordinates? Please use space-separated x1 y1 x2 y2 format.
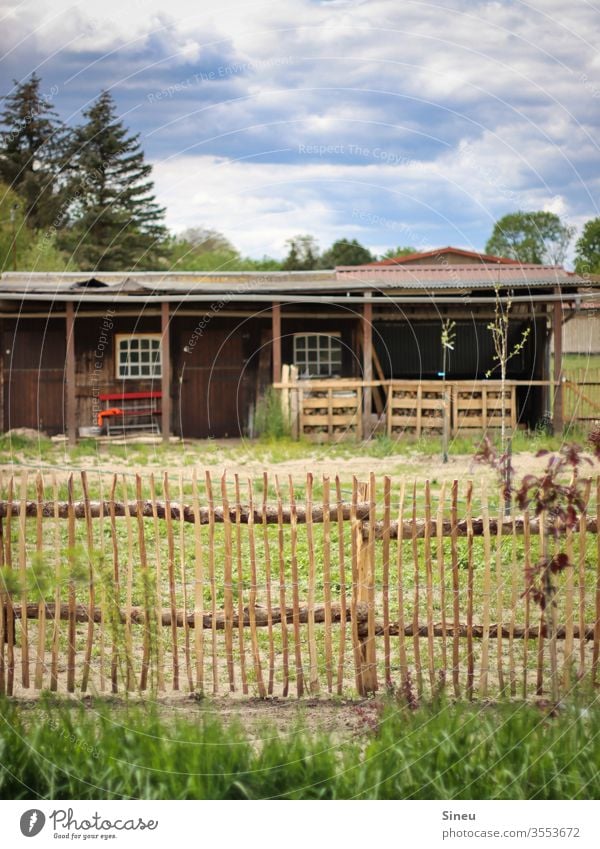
335 263 577 288
0 264 587 299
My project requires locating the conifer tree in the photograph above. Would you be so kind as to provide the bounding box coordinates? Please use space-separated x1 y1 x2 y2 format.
63 91 167 270
0 73 68 230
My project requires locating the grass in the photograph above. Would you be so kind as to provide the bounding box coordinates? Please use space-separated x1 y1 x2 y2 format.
1 695 599 799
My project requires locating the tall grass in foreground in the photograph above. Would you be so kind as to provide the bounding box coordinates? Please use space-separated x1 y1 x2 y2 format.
1 697 600 799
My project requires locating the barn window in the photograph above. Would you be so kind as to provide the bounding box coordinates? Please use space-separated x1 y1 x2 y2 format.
293 333 342 377
116 334 162 379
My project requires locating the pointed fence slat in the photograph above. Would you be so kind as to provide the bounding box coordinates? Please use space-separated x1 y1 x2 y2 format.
163 473 180 691
136 474 151 691
150 474 165 692
205 471 218 695
5 477 15 696
479 484 491 698
66 475 76 693
411 481 422 696
305 473 319 694
235 474 249 695
108 475 120 693
436 483 447 677
247 479 266 698
466 481 474 700
335 475 347 695
262 473 276 696
322 476 333 693
450 480 460 697
382 476 392 688
179 475 193 692
274 476 289 697
19 473 29 688
522 508 531 699
288 476 304 697
397 482 408 687
495 490 505 694
80 471 95 693
424 480 435 692
121 476 135 691
220 474 236 693
192 470 204 693
34 473 46 690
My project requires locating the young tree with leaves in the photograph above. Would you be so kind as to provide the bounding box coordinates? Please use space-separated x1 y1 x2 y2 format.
63 91 167 270
0 74 68 230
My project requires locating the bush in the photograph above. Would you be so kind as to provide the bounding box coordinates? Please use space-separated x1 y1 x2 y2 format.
253 388 290 440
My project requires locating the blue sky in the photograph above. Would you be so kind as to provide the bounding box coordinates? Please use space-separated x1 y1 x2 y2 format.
1 0 599 261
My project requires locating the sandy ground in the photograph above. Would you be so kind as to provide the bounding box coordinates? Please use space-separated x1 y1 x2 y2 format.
0 439 559 486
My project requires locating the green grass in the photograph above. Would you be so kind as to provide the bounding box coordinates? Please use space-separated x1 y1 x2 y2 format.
1 696 599 799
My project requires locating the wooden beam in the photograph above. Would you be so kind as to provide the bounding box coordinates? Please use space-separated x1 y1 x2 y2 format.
553 294 564 434
272 302 281 383
65 301 77 446
362 300 373 438
161 301 171 443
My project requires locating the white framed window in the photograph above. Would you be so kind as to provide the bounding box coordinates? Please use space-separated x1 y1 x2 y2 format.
293 333 342 377
116 334 162 379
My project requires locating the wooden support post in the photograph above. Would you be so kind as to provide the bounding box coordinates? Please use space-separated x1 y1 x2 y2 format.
65 301 77 446
272 302 281 384
553 295 564 434
161 301 171 443
362 300 372 439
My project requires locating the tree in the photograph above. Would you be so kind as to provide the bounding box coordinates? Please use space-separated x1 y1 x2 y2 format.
574 218 600 275
62 91 167 270
485 211 574 266
320 238 373 267
380 245 416 260
0 74 68 230
282 234 320 270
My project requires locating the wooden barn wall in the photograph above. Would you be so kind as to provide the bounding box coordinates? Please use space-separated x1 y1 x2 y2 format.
172 315 265 438
3 317 67 435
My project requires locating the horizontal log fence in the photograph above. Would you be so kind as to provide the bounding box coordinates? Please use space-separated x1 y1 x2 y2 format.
1 470 600 702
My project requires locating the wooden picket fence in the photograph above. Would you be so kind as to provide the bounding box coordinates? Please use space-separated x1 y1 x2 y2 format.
1 470 600 700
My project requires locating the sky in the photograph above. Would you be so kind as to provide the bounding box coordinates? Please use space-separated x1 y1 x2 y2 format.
1 0 599 261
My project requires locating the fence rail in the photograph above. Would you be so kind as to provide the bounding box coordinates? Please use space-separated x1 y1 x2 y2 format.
1 470 599 701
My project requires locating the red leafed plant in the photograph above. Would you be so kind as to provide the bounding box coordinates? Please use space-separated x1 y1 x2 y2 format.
475 429 600 700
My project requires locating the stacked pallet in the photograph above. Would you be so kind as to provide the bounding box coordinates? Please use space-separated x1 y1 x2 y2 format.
452 383 516 434
300 387 362 442
387 381 447 437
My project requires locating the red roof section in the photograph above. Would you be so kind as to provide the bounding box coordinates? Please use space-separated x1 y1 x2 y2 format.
370 246 519 266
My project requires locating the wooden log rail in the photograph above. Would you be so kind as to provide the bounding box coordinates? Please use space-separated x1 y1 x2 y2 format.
1 499 597 538
9 602 597 641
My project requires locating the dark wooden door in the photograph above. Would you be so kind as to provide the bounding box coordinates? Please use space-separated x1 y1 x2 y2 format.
3 323 66 434
176 327 251 438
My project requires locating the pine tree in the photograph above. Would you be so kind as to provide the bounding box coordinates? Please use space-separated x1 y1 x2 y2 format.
0 73 68 230
63 91 167 270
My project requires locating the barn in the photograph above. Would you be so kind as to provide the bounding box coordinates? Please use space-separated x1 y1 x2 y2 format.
0 250 592 443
